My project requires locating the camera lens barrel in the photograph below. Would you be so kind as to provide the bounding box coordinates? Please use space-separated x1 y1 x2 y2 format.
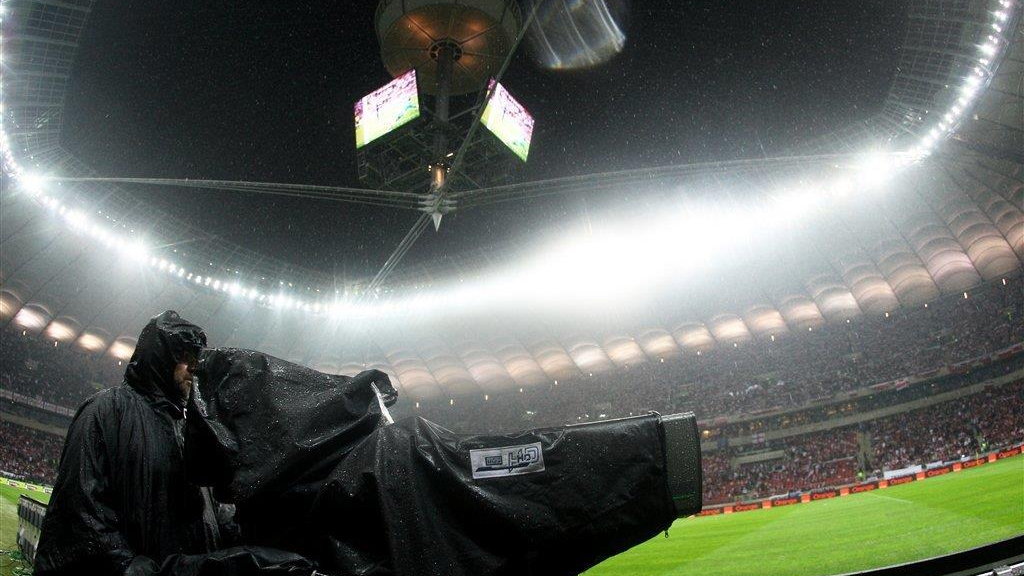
661 412 703 517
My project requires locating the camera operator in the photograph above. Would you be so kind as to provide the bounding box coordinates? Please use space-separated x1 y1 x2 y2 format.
34 311 315 576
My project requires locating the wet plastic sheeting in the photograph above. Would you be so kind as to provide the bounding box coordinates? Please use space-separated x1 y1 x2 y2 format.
188 348 397 504
312 415 675 576
188 349 676 576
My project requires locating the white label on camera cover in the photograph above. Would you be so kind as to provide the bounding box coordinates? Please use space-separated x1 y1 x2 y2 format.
470 442 545 479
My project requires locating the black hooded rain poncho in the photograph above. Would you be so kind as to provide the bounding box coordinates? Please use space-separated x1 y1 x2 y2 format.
33 311 314 576
186 347 694 576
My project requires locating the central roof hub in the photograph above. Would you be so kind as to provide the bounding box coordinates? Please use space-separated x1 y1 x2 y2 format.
429 39 464 62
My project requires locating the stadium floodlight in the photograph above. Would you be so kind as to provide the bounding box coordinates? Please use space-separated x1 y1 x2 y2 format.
18 172 46 195
853 151 910 186
119 239 149 262
64 209 89 229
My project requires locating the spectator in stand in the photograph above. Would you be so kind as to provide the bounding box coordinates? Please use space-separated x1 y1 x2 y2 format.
1 278 1022 503
0 329 122 408
870 380 1024 471
2 376 1019 505
0 420 62 485
1 277 1020 429
698 379 1023 504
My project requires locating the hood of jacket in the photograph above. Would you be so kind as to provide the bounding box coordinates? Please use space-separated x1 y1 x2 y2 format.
124 310 207 413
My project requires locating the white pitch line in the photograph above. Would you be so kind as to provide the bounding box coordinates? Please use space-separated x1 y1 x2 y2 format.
864 491 914 504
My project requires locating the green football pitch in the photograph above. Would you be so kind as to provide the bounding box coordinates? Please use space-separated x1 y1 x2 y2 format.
587 455 1023 576
1 456 1020 576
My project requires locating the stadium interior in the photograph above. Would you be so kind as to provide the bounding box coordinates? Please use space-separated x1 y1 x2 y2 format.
0 0 1022 575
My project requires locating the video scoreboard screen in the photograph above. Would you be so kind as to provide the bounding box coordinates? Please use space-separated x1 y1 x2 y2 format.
480 79 534 162
355 69 420 149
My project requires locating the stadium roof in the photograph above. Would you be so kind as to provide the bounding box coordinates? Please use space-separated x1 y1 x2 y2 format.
0 0 1021 402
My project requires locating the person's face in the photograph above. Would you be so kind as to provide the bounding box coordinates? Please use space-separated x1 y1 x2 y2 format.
173 353 198 399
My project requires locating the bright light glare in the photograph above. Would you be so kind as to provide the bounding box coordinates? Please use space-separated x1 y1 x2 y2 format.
18 173 47 195
312 154 920 318
768 191 822 220
488 201 777 309
0 0 1014 323
514 231 660 304
65 209 89 229
853 151 908 188
119 239 148 261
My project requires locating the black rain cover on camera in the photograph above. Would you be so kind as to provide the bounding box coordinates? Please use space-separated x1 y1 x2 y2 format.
186 348 397 505
308 415 677 576
186 349 679 576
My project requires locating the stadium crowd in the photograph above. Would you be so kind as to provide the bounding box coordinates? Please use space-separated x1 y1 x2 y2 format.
0 277 1021 502
0 420 62 486
701 379 1023 504
418 277 1022 431
3 377 1018 502
702 429 860 504
709 352 1024 440
0 328 122 408
0 277 1019 427
869 381 1024 471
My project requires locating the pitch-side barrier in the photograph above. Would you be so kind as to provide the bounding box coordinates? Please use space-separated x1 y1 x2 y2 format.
697 443 1023 516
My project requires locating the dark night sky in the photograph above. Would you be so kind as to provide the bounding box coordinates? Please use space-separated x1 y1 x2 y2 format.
63 0 906 281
